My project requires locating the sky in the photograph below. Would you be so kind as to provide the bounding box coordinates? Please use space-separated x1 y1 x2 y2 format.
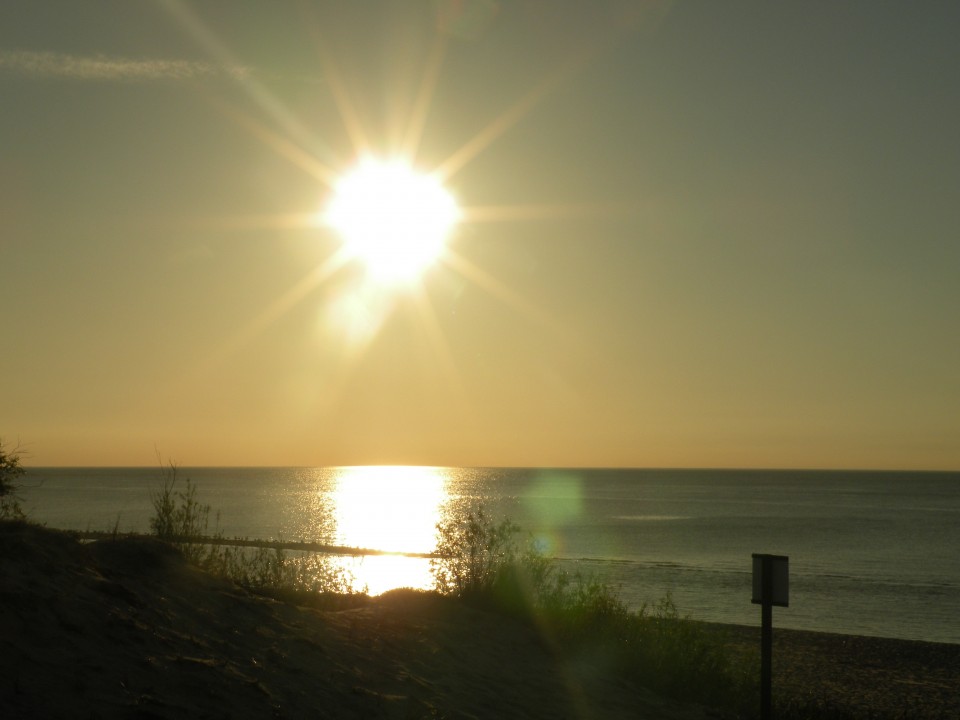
2 1 959 470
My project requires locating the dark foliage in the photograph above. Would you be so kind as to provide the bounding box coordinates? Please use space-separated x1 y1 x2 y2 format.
0 440 25 519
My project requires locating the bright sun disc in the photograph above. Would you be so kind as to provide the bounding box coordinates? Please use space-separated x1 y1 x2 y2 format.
324 157 460 283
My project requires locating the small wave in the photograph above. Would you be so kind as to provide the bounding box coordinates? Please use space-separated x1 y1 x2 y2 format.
612 515 693 522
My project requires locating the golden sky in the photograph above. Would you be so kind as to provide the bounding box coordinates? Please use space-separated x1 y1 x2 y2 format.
2 1 959 469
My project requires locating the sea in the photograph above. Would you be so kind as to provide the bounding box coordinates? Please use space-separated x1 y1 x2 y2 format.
17 466 960 645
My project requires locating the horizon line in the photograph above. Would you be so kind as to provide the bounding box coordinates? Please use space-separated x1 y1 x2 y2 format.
22 463 960 474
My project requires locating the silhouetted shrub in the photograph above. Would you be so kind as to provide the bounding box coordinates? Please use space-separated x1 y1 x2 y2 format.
149 462 216 564
431 503 523 597
148 463 359 598
431 502 755 714
0 440 25 519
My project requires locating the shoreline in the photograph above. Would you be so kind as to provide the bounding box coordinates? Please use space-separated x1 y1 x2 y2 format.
79 529 960 647
703 622 960 718
21 466 960 651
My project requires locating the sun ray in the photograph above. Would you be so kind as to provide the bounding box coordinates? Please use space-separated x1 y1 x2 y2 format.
432 35 604 184
462 201 634 224
322 280 400 365
407 283 471 414
433 71 559 184
158 0 320 154
190 250 353 380
400 34 449 159
184 212 320 232
300 11 373 158
208 99 341 186
432 3 666 185
440 250 570 342
316 56 372 158
311 302 392 418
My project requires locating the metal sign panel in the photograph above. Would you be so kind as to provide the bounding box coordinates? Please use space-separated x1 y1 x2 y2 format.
752 553 789 607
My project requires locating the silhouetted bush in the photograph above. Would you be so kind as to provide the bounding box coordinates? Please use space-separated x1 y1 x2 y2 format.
148 463 359 599
431 501 755 714
0 440 25 519
431 503 523 597
149 461 217 564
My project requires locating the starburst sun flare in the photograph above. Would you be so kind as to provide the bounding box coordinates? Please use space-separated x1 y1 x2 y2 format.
322 157 461 284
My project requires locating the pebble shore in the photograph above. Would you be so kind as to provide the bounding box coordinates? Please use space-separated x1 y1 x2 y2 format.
713 623 960 719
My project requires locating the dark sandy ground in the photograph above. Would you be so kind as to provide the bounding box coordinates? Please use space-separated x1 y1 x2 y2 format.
715 624 959 719
2 522 957 719
0 522 713 719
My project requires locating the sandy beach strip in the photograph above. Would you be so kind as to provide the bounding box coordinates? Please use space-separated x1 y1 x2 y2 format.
709 622 960 719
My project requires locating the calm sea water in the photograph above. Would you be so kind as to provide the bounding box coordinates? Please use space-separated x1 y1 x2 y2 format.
18 466 960 645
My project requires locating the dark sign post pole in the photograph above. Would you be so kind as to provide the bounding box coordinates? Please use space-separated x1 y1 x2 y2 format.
760 557 774 720
752 554 788 720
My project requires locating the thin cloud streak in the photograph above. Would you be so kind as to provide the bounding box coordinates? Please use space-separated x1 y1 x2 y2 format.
0 50 244 82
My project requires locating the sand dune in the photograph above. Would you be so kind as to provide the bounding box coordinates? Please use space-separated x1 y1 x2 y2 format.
2 522 957 719
0 522 709 719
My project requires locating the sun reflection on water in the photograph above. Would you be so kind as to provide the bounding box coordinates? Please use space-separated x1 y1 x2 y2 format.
328 466 450 595
332 555 436 597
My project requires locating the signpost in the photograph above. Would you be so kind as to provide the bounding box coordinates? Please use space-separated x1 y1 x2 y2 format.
752 554 789 720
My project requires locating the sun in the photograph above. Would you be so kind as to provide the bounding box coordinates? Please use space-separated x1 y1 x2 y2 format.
323 157 460 283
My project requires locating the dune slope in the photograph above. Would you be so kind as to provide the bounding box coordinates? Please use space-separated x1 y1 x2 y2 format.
0 522 709 719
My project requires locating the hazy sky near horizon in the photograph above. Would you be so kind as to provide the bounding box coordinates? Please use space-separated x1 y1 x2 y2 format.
2 1 959 469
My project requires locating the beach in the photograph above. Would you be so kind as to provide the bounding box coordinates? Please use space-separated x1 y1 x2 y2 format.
714 625 960 719
1 522 957 719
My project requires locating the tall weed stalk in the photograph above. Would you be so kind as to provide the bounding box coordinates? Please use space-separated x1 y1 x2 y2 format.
149 462 216 564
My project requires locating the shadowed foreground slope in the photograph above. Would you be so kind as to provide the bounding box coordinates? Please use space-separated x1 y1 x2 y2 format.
0 522 710 719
